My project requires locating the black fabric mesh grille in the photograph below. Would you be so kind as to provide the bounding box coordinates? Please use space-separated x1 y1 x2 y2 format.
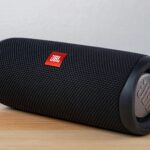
0 38 144 134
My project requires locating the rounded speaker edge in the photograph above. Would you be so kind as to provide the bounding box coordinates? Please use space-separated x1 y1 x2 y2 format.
120 56 150 135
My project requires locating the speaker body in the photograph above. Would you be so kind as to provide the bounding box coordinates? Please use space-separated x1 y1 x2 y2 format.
0 38 150 135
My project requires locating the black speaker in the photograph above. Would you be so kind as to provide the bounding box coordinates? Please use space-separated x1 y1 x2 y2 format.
0 38 150 135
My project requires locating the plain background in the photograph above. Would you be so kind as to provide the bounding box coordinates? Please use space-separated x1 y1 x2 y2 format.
0 0 150 55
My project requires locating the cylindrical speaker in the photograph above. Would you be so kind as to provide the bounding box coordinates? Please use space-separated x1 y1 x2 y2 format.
0 38 150 135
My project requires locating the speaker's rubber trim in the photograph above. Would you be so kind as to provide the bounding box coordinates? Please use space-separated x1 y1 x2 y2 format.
120 56 150 135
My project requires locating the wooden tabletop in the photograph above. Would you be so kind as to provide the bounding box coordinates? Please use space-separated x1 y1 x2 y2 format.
0 104 149 150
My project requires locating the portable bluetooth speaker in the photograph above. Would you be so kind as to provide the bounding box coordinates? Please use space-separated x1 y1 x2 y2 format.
0 38 150 135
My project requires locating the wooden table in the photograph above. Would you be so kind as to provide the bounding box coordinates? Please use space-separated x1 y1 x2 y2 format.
0 104 149 150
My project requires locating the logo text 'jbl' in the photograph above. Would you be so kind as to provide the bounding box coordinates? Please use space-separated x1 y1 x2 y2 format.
45 51 68 68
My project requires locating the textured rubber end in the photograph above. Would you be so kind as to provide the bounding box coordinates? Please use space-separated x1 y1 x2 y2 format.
135 74 150 118
120 56 150 135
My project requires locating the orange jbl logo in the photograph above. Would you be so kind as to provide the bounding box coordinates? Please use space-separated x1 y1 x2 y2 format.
45 51 68 68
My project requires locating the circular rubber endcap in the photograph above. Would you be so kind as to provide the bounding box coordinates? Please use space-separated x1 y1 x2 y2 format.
135 74 150 118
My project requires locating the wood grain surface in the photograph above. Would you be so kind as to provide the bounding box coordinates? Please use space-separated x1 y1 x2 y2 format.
0 104 149 150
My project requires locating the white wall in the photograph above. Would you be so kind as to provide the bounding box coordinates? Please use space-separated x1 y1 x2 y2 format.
0 0 150 55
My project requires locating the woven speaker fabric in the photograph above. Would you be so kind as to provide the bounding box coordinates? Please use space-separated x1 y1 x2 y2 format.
0 38 144 134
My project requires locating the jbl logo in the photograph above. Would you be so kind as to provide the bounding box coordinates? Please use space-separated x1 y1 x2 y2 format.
45 51 68 68
50 55 61 63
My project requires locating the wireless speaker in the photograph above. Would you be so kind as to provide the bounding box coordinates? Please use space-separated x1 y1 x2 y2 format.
0 38 150 135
